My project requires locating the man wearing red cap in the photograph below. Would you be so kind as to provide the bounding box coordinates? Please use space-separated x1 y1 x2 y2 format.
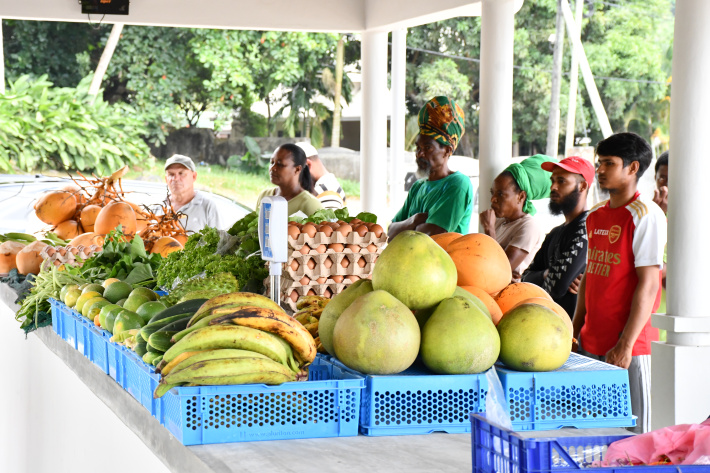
522 156 595 318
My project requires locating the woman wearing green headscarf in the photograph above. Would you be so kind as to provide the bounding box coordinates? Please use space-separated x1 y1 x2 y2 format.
480 154 558 281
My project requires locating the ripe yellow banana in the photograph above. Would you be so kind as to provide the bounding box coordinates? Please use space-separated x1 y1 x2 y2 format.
296 295 329 310
188 292 284 327
162 325 291 367
164 348 272 376
208 306 317 364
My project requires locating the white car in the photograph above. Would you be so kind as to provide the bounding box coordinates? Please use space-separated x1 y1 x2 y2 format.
0 174 253 235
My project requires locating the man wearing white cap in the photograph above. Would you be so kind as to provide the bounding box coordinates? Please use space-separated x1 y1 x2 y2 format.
296 142 347 210
164 154 223 233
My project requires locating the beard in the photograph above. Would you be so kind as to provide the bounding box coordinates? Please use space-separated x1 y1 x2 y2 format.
549 186 582 216
416 159 431 178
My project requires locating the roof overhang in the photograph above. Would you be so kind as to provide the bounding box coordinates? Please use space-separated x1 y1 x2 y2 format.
0 0 523 32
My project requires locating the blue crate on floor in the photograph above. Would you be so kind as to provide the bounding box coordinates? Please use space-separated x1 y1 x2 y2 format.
495 353 636 431
471 413 707 473
122 349 162 419
326 355 490 436
157 355 364 445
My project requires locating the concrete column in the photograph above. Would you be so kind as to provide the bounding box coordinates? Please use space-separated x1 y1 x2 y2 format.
0 18 5 95
389 28 408 214
478 0 516 223
651 0 710 429
360 30 389 213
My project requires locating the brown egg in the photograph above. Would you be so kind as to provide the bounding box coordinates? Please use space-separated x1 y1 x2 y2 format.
337 223 352 237
302 223 317 238
350 218 362 226
299 245 311 255
300 276 311 285
328 243 344 253
323 288 333 298
315 244 327 254
326 221 341 230
289 290 299 302
357 257 366 268
332 275 344 283
290 259 300 271
319 225 334 237
346 275 360 282
324 257 333 269
354 224 369 237
307 289 316 296
288 225 301 240
341 258 350 268
346 244 361 253
317 277 327 284
307 258 316 270
370 224 384 238
367 244 378 253
288 220 299 226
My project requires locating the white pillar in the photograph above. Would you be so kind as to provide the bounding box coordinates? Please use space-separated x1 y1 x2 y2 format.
360 30 389 213
89 23 124 96
389 28 407 214
479 0 515 223
0 17 5 95
651 0 710 429
564 0 584 154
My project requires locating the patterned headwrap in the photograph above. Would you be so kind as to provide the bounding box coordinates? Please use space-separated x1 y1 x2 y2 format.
417 96 466 152
504 154 558 216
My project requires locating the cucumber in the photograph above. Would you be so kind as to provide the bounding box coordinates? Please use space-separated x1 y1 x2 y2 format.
148 331 177 353
151 355 163 367
146 343 164 354
143 352 162 365
148 299 207 324
140 313 193 342
134 341 148 357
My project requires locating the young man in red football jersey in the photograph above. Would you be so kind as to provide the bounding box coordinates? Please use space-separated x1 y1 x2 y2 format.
572 132 667 434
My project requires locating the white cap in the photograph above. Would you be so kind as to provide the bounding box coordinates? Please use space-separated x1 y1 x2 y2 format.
295 142 318 158
165 154 196 172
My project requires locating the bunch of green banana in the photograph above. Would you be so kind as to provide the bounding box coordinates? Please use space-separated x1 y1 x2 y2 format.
293 295 330 353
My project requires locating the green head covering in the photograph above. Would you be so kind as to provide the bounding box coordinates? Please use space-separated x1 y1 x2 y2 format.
417 96 465 152
504 154 558 216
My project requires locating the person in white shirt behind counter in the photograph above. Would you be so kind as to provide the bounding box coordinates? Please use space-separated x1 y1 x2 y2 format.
296 142 347 210
163 154 223 234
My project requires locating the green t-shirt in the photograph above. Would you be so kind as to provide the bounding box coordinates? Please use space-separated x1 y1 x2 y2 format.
256 188 324 217
392 171 473 233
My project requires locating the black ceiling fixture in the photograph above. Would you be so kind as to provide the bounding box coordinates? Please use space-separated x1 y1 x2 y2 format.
80 0 129 15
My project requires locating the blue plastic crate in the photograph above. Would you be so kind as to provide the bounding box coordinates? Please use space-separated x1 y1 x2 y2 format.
495 353 636 431
327 356 490 436
471 413 707 473
105 330 125 384
122 349 162 418
154 290 167 297
157 355 364 445
87 325 109 374
49 298 78 349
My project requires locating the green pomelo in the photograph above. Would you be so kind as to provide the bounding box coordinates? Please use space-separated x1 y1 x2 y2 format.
136 301 168 324
64 288 82 308
78 283 91 291
104 306 125 333
333 290 420 375
129 287 158 301
102 278 121 288
123 294 150 313
60 284 79 303
372 230 457 310
98 304 121 328
420 296 500 374
453 286 491 319
81 283 104 295
497 303 572 372
113 310 145 335
75 291 101 313
103 281 133 303
319 279 373 355
86 299 111 320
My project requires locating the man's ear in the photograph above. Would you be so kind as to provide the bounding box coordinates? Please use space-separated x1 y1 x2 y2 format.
628 161 640 176
306 158 313 169
579 178 589 193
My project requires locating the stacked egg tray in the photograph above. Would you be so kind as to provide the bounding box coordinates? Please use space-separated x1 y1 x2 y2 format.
270 226 387 313
39 244 102 270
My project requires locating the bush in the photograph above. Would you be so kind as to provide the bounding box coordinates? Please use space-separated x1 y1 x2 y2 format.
0 74 151 174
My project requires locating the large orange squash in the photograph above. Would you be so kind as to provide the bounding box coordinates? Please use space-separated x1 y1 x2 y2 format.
446 233 511 294
511 297 573 335
430 232 462 251
459 285 504 325
93 201 137 236
494 282 551 315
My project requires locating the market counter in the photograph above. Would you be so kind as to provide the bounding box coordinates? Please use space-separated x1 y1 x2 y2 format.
0 285 472 473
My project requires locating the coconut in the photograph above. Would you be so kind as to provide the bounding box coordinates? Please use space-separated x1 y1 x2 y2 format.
0 241 26 273
17 240 49 275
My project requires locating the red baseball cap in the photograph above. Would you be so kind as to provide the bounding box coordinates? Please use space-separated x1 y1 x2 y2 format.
541 156 595 185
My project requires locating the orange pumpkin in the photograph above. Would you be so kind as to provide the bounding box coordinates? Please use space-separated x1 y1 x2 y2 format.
430 232 462 251
511 297 573 335
494 282 552 315
446 233 511 294
459 285 504 325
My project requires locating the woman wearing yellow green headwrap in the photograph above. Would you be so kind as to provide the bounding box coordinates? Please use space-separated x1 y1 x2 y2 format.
388 96 473 240
480 154 558 281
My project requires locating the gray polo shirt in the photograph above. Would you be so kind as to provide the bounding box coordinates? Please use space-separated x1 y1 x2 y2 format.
172 191 223 234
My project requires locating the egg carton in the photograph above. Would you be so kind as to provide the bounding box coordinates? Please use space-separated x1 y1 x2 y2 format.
288 230 387 252
39 244 102 269
265 274 368 314
285 252 379 279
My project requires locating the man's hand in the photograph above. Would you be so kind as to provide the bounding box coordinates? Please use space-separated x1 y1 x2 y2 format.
653 186 668 214
605 341 633 369
388 212 428 240
479 209 496 236
568 274 583 294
